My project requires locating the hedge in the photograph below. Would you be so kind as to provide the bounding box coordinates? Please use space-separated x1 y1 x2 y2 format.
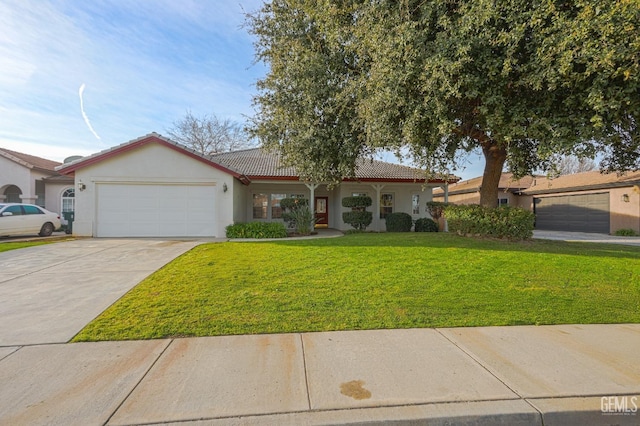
225 222 288 239
385 212 413 232
415 217 438 232
444 205 534 240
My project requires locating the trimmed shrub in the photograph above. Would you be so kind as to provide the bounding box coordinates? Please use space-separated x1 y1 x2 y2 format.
614 228 639 236
385 212 413 232
415 217 438 232
445 205 534 240
342 195 373 209
342 211 373 230
342 196 373 231
226 222 288 239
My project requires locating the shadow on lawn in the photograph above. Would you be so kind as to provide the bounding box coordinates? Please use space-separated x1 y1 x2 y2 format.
248 232 640 260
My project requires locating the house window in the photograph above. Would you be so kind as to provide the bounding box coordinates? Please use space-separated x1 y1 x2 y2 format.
380 193 394 219
352 192 368 197
271 193 287 219
412 194 420 214
61 188 75 212
499 198 509 206
253 193 268 219
289 193 305 199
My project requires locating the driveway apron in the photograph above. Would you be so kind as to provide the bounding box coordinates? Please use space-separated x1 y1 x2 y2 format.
0 239 202 346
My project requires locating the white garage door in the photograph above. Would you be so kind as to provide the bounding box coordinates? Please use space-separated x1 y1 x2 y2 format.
96 183 216 237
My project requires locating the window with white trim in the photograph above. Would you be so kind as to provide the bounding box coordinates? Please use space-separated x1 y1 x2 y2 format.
62 188 75 212
412 194 420 214
253 193 268 219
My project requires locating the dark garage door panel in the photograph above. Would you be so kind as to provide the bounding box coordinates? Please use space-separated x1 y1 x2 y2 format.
534 193 610 233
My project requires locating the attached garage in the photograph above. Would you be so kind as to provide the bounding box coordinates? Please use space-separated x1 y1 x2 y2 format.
96 182 216 237
533 193 610 234
56 134 243 238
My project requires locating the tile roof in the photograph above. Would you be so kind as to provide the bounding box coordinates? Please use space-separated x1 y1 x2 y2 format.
0 147 62 172
57 133 457 184
211 148 454 182
524 170 640 195
433 173 537 195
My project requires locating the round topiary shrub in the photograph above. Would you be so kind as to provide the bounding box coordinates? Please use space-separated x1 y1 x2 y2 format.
341 196 373 209
385 212 413 232
415 217 438 232
342 211 373 230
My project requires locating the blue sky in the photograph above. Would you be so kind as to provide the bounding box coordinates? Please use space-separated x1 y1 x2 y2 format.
1 0 484 180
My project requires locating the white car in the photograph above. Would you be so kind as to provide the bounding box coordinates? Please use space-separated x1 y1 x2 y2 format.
0 203 61 237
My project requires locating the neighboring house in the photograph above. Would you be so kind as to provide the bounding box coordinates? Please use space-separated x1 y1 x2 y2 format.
56 133 458 238
432 170 640 234
432 173 537 208
0 147 75 216
523 171 640 234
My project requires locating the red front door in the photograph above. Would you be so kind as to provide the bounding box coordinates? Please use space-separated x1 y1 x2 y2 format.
315 196 329 227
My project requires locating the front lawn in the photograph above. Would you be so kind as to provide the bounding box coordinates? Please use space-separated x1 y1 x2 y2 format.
74 233 640 341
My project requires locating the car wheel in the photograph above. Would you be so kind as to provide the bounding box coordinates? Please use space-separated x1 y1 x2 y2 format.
39 222 54 237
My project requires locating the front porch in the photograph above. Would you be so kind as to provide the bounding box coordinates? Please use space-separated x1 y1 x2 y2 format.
234 180 447 232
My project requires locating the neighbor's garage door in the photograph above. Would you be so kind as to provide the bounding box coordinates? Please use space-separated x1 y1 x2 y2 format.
534 192 610 234
96 183 216 237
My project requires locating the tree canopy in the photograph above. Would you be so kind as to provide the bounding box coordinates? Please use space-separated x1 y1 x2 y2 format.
247 0 639 206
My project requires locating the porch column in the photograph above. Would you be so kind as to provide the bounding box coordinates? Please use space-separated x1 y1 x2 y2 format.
305 183 320 232
443 182 449 232
371 184 385 232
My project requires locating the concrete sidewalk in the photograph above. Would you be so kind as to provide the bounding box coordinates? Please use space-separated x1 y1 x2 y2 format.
1 324 638 425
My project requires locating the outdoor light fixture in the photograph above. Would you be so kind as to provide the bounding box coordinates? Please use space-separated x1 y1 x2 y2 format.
223 182 228 192
77 181 86 191
622 194 630 202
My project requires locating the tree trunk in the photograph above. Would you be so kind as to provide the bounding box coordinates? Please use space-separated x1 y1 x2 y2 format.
479 141 507 208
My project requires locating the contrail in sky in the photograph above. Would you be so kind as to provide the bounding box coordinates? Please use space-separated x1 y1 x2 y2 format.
79 83 101 140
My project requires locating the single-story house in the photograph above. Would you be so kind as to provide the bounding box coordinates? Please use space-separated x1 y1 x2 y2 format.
432 173 537 208
433 170 640 234
0 147 75 216
56 133 458 237
523 171 640 234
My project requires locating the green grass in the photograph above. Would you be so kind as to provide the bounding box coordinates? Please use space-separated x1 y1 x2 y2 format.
0 240 54 253
73 233 640 341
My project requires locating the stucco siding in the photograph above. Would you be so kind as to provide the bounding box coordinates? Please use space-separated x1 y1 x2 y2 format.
72 143 230 237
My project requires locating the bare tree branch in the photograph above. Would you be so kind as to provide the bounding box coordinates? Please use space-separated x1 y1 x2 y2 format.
166 111 256 156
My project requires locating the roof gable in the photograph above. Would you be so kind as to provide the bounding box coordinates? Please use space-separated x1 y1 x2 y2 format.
56 133 250 183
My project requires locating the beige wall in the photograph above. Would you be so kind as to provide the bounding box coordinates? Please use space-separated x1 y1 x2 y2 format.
72 143 231 237
0 157 34 203
610 186 640 233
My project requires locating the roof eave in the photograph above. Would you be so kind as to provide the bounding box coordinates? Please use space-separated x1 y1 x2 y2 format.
525 181 640 195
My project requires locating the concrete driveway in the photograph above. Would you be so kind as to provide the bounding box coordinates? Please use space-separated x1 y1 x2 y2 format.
533 230 640 246
0 238 203 346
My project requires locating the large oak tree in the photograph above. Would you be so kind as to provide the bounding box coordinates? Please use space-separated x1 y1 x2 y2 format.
247 0 639 206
